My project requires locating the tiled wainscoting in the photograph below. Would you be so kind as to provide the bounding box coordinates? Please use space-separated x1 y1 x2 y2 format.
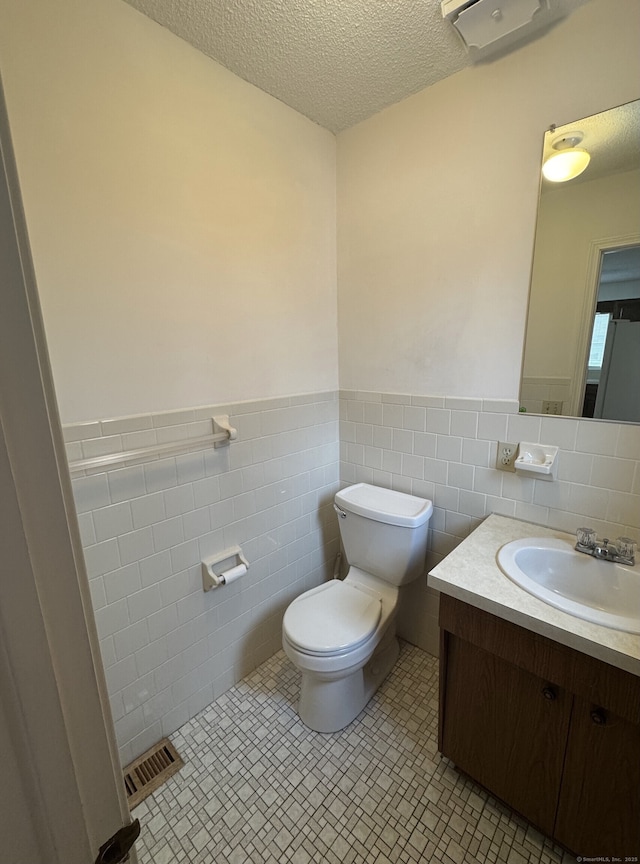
66 388 640 764
64 392 340 764
519 377 572 416
339 390 640 656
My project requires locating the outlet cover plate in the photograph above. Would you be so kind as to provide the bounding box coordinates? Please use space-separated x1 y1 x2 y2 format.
542 400 563 415
496 441 518 472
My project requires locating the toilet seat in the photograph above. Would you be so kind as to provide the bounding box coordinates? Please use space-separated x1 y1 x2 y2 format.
283 580 381 656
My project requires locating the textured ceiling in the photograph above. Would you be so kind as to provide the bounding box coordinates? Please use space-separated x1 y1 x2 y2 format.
542 99 640 188
122 0 592 133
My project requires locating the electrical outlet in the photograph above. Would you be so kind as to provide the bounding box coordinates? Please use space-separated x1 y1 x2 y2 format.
542 400 563 415
496 441 518 472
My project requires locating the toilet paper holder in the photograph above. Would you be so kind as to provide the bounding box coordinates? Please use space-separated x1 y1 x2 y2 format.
202 545 249 591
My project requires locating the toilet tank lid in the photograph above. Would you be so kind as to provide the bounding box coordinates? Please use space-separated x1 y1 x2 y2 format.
335 483 433 528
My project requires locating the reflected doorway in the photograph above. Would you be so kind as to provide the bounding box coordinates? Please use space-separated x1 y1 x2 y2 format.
582 245 640 421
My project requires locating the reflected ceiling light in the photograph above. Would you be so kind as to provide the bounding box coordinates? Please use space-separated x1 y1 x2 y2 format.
542 131 591 183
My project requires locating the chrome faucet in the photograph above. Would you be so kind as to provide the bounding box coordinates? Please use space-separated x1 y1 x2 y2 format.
575 528 636 566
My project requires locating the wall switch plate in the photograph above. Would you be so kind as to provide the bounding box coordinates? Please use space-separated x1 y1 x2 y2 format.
496 441 518 472
541 400 563 415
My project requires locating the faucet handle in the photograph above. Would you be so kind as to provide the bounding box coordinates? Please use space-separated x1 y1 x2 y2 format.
616 537 636 562
576 527 596 549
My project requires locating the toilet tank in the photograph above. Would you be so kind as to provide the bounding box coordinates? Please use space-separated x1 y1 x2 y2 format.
334 484 433 586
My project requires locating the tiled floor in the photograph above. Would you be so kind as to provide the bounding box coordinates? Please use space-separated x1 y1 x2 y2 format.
134 644 576 864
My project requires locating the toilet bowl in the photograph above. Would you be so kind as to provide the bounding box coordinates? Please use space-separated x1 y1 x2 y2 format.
282 483 432 733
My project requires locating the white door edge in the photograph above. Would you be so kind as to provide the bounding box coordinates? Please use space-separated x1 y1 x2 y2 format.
0 73 136 863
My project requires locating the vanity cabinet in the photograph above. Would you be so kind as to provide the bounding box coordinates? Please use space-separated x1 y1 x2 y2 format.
438 595 640 857
554 695 640 853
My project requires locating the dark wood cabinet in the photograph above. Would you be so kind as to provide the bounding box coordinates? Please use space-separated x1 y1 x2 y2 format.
554 696 640 855
438 595 640 857
441 635 571 837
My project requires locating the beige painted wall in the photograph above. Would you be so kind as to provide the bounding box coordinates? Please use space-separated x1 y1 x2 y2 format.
523 167 640 385
3 0 639 421
337 0 640 399
0 0 338 423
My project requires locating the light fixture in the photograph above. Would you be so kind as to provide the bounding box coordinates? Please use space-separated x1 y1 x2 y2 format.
542 131 591 183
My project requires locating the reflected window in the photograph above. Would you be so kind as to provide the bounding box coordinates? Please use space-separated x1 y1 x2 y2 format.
588 312 611 370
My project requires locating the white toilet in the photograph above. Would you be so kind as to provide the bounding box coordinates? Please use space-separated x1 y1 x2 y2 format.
282 483 432 733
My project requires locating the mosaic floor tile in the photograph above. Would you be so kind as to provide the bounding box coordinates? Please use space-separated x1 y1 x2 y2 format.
134 643 577 864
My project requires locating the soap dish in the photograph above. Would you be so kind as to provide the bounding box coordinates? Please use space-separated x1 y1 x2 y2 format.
514 442 559 481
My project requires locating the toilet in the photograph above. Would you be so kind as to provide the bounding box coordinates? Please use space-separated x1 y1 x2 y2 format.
282 483 432 733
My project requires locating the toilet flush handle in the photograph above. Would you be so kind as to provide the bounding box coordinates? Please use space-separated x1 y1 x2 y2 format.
333 503 347 519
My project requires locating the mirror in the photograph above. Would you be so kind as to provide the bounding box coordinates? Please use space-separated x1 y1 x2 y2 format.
520 100 640 422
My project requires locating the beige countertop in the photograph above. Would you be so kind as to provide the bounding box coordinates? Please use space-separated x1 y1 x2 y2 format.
428 514 640 677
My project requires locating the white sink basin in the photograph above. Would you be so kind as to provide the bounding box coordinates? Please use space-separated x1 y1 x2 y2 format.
497 537 640 633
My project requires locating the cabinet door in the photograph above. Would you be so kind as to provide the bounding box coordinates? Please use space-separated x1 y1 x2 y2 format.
554 697 640 856
441 634 572 837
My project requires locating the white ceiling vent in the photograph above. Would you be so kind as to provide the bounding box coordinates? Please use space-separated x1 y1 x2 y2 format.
441 0 563 58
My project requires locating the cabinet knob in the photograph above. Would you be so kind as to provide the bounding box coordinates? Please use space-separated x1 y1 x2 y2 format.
590 708 607 726
541 686 557 701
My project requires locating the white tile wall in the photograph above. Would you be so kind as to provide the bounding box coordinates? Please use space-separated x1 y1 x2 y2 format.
520 377 573 415
65 393 340 764
67 387 640 764
339 390 640 657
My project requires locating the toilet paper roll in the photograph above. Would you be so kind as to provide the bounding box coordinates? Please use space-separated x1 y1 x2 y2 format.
220 563 247 585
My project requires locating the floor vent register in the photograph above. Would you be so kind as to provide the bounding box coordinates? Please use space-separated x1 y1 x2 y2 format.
123 738 184 808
